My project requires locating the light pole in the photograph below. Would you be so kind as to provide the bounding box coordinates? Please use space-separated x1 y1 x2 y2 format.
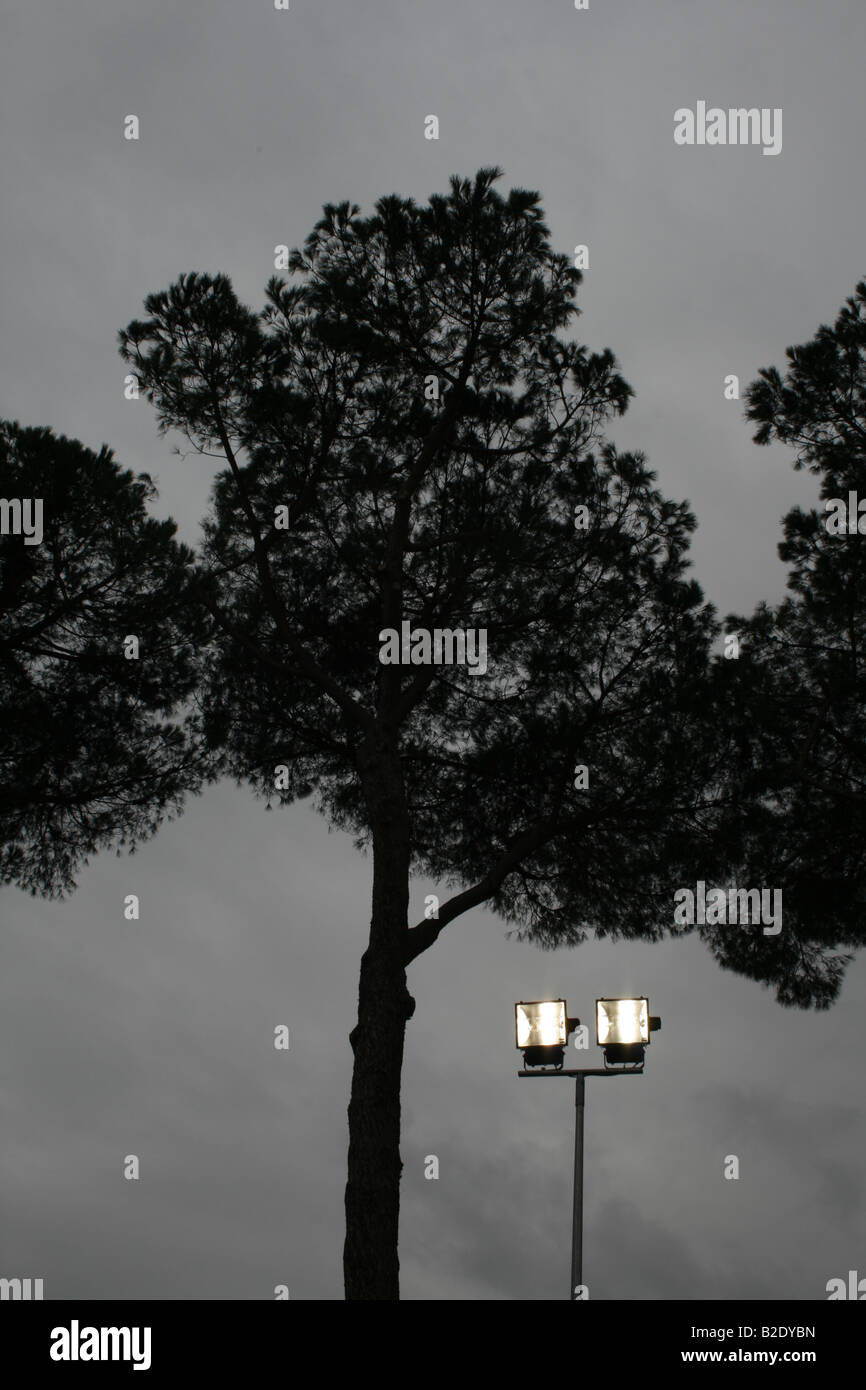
515 996 661 1300
572 1071 584 1296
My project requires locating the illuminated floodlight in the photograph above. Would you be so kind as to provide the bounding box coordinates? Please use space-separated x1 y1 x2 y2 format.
596 997 649 1046
515 999 577 1068
596 997 660 1064
515 993 662 1298
516 999 568 1049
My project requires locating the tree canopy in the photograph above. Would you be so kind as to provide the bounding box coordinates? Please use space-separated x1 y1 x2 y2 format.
0 421 209 897
710 281 866 1006
118 170 743 977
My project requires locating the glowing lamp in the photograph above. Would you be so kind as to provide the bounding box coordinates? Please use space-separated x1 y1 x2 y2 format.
596 997 661 1064
515 999 577 1068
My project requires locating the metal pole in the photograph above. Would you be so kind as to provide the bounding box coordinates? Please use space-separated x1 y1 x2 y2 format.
570 1072 585 1299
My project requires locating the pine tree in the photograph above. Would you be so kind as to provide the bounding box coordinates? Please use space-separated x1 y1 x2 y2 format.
0 421 211 897
712 281 866 1006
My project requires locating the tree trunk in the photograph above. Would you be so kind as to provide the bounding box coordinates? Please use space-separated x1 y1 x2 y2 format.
343 742 414 1300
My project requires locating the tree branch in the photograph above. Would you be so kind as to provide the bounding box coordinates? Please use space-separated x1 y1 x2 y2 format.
404 817 555 965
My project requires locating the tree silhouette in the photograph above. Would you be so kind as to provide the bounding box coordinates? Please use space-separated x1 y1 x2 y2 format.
116 170 863 1298
711 281 866 1006
0 421 210 897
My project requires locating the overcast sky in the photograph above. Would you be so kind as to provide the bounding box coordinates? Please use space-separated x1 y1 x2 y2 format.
2 0 865 1300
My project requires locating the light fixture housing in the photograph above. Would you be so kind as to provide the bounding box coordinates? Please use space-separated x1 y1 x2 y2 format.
596 997 649 1047
515 999 573 1068
516 999 568 1049
596 997 660 1065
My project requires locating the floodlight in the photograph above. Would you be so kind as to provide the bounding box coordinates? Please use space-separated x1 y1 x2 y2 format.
596 997 649 1046
595 997 660 1064
515 999 580 1068
515 992 662 1298
516 1000 568 1049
